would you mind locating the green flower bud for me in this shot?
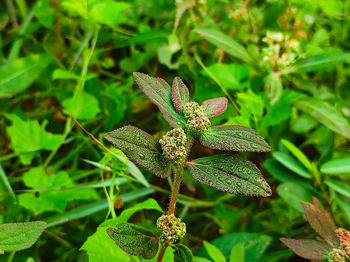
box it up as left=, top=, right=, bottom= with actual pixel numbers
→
left=183, top=102, right=210, bottom=135
left=157, top=214, right=186, bottom=244
left=159, top=128, right=187, bottom=166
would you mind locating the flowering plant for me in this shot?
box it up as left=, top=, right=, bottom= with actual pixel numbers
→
left=281, top=197, right=350, bottom=262
left=103, top=73, right=272, bottom=261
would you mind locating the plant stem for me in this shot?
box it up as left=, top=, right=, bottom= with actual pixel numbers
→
left=168, top=170, right=182, bottom=215
left=156, top=246, right=167, bottom=262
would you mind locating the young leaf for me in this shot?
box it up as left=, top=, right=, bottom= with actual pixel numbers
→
left=187, top=154, right=271, bottom=197
left=200, top=125, right=270, bottom=152
left=133, top=72, right=186, bottom=128
left=106, top=223, right=159, bottom=259
left=320, top=158, right=350, bottom=175
left=272, top=152, right=311, bottom=179
left=194, top=27, right=252, bottom=64
left=302, top=200, right=339, bottom=247
left=172, top=77, right=189, bottom=113
left=203, top=241, right=226, bottom=262
left=104, top=125, right=171, bottom=178
left=280, top=238, right=331, bottom=260
left=0, top=221, right=47, bottom=252
left=201, top=97, right=228, bottom=118
left=174, top=244, right=193, bottom=262
left=229, top=243, right=244, bottom=262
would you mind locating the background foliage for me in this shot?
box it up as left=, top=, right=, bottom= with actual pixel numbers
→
left=0, top=0, right=350, bottom=261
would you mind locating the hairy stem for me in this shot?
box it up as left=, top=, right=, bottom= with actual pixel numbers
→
left=156, top=246, right=167, bottom=262
left=168, top=170, right=182, bottom=215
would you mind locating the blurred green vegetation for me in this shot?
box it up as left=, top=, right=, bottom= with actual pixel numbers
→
left=0, top=0, right=350, bottom=261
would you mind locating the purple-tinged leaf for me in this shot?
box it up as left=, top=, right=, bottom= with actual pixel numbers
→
left=107, top=223, right=159, bottom=259
left=172, top=76, right=189, bottom=114
left=200, top=125, right=271, bottom=152
left=187, top=154, right=271, bottom=197
left=302, top=198, right=339, bottom=247
left=104, top=126, right=171, bottom=178
left=280, top=238, right=331, bottom=260
left=133, top=72, right=185, bottom=127
left=201, top=97, right=228, bottom=118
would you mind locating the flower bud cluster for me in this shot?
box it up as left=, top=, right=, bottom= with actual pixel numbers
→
left=183, top=102, right=210, bottom=135
left=157, top=214, right=186, bottom=244
left=336, top=228, right=350, bottom=256
left=159, top=128, right=187, bottom=166
left=328, top=248, right=349, bottom=262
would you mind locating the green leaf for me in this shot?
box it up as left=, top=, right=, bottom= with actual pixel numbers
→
left=296, top=98, right=350, bottom=139
left=89, top=1, right=130, bottom=27
left=229, top=243, right=244, bottom=262
left=236, top=90, right=264, bottom=118
left=104, top=125, right=171, bottom=178
left=201, top=97, right=228, bottom=119
left=320, top=158, right=350, bottom=175
left=204, top=241, right=226, bottom=262
left=63, top=90, right=101, bottom=120
left=172, top=76, right=189, bottom=113
left=0, top=221, right=47, bottom=252
left=264, top=159, right=307, bottom=184
left=174, top=244, right=193, bottom=262
left=272, top=152, right=311, bottom=179
left=117, top=199, right=163, bottom=223
left=33, top=0, right=56, bottom=28
left=6, top=114, right=64, bottom=164
left=187, top=154, right=271, bottom=197
left=0, top=163, right=15, bottom=200
left=286, top=53, right=350, bottom=73
left=202, top=63, right=250, bottom=90
left=200, top=126, right=271, bottom=152
left=265, top=73, right=283, bottom=105
left=280, top=238, right=331, bottom=260
left=133, top=72, right=186, bottom=128
left=194, top=27, right=252, bottom=64
left=18, top=167, right=99, bottom=215
left=281, top=139, right=312, bottom=171
left=277, top=182, right=313, bottom=212
left=107, top=223, right=159, bottom=259
left=198, top=233, right=272, bottom=262
left=325, top=179, right=350, bottom=198
left=0, top=53, right=53, bottom=97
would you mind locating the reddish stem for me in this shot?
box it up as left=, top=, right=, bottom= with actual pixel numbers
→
left=156, top=246, right=167, bottom=262
left=167, top=170, right=182, bottom=215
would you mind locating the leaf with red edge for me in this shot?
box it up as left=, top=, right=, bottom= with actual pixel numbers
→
left=302, top=198, right=339, bottom=247
left=107, top=223, right=159, bottom=259
left=200, top=125, right=271, bottom=152
left=172, top=76, right=189, bottom=114
left=104, top=125, right=171, bottom=178
left=133, top=72, right=185, bottom=128
left=201, top=97, right=228, bottom=118
left=187, top=154, right=272, bottom=197
left=280, top=238, right=331, bottom=260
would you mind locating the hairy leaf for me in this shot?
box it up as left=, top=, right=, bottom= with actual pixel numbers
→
left=106, top=223, right=159, bottom=259
left=200, top=125, right=270, bottom=152
left=133, top=72, right=185, bottom=127
left=201, top=97, right=228, bottom=118
left=0, top=221, right=47, bottom=252
left=174, top=244, right=193, bottom=262
left=302, top=199, right=339, bottom=247
left=104, top=125, right=171, bottom=178
left=172, top=76, right=189, bottom=113
left=187, top=154, right=271, bottom=197
left=280, top=238, right=331, bottom=260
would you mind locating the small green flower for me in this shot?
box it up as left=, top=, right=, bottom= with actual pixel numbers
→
left=183, top=102, right=211, bottom=135
left=159, top=128, right=187, bottom=166
left=157, top=214, right=186, bottom=244
left=328, top=248, right=349, bottom=262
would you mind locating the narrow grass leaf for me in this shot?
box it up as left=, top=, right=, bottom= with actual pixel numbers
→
left=281, top=139, right=312, bottom=171
left=200, top=125, right=270, bottom=152
left=272, top=152, right=311, bottom=179
left=188, top=154, right=271, bottom=197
